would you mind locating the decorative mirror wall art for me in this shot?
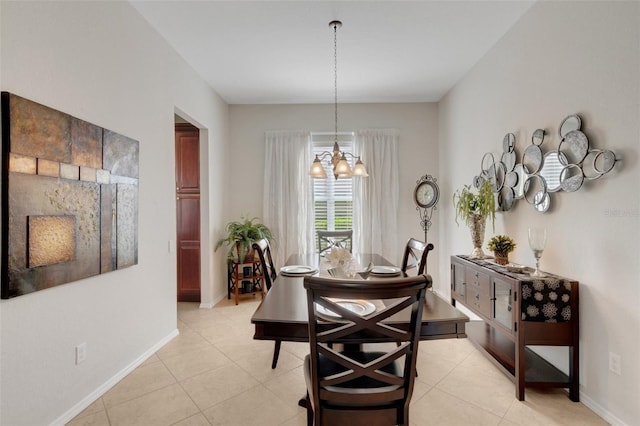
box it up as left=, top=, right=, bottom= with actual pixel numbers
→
left=1, top=92, right=139, bottom=298
left=472, top=114, right=619, bottom=213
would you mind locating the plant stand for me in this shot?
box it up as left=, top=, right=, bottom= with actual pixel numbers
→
left=227, top=258, right=264, bottom=305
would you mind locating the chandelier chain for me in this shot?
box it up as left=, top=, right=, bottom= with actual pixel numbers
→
left=333, top=21, right=338, bottom=142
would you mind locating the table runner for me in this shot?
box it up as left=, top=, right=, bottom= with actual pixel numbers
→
left=459, top=255, right=573, bottom=323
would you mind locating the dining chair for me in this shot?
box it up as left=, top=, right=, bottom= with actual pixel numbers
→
left=252, top=239, right=281, bottom=368
left=401, top=238, right=434, bottom=276
left=317, top=229, right=353, bottom=254
left=303, top=274, right=429, bottom=426
left=252, top=239, right=277, bottom=291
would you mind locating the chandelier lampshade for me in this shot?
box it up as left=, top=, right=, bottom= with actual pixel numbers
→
left=309, top=155, right=328, bottom=178
left=352, top=157, right=369, bottom=176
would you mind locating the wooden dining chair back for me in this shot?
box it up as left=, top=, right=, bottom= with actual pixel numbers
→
left=317, top=230, right=353, bottom=254
left=253, top=238, right=282, bottom=369
left=401, top=238, right=434, bottom=276
left=303, top=274, right=429, bottom=426
left=252, top=239, right=277, bottom=291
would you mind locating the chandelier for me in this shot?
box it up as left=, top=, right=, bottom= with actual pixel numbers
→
left=309, top=20, right=368, bottom=180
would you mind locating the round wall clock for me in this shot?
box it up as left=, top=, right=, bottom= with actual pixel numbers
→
left=414, top=179, right=439, bottom=209
left=414, top=174, right=439, bottom=242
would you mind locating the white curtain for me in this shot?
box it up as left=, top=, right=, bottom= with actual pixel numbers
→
left=353, top=129, right=399, bottom=262
left=263, top=130, right=315, bottom=266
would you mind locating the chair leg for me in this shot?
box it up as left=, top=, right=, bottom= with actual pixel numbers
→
left=401, top=405, right=410, bottom=426
left=305, top=395, right=313, bottom=426
left=297, top=397, right=307, bottom=408
left=271, top=340, right=282, bottom=369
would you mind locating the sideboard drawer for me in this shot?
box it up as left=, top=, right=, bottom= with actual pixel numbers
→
left=465, top=267, right=491, bottom=317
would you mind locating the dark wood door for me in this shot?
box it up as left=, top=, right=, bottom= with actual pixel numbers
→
left=175, top=123, right=201, bottom=302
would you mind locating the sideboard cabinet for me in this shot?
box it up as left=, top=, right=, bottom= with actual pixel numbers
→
left=450, top=255, right=579, bottom=401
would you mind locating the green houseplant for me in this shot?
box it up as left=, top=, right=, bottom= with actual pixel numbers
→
left=214, top=216, right=273, bottom=261
left=487, top=235, right=516, bottom=265
left=453, top=180, right=496, bottom=258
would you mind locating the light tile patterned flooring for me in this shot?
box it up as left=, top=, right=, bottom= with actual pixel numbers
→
left=68, top=297, right=607, bottom=426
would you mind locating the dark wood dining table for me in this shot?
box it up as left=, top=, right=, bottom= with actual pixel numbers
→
left=251, top=253, right=469, bottom=346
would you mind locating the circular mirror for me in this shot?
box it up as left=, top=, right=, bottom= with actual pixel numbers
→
left=558, top=130, right=589, bottom=165
left=503, top=133, right=515, bottom=153
left=484, top=161, right=506, bottom=192
left=534, top=191, right=550, bottom=213
left=539, top=151, right=568, bottom=192
left=505, top=170, right=518, bottom=188
left=532, top=129, right=545, bottom=146
left=512, top=164, right=529, bottom=199
left=473, top=175, right=484, bottom=189
left=595, top=149, right=616, bottom=174
left=498, top=186, right=514, bottom=211
left=582, top=150, right=604, bottom=180
left=559, top=164, right=584, bottom=192
left=559, top=114, right=582, bottom=138
left=524, top=174, right=547, bottom=206
left=481, top=152, right=496, bottom=173
left=522, top=144, right=543, bottom=174
left=501, top=151, right=516, bottom=172
left=480, top=153, right=502, bottom=191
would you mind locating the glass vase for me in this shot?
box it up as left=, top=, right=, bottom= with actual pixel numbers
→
left=468, top=214, right=487, bottom=259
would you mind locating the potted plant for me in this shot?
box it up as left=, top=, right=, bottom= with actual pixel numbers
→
left=487, top=235, right=516, bottom=265
left=453, top=180, right=496, bottom=258
left=214, top=216, right=273, bottom=261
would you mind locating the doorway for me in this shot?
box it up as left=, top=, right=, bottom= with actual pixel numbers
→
left=175, top=121, right=201, bottom=302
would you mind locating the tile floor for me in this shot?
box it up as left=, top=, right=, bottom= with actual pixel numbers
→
left=68, top=297, right=607, bottom=426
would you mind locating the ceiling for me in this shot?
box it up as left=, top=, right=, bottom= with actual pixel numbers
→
left=131, top=1, right=534, bottom=105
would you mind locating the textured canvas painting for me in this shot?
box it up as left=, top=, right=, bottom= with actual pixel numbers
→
left=1, top=92, right=139, bottom=298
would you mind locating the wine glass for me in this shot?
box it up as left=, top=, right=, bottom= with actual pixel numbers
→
left=528, top=227, right=547, bottom=277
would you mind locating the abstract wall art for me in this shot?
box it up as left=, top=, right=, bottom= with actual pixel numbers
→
left=1, top=92, right=139, bottom=298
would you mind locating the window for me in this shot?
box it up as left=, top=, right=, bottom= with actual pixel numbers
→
left=312, top=132, right=355, bottom=238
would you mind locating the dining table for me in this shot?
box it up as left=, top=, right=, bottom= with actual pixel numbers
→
left=251, top=253, right=469, bottom=348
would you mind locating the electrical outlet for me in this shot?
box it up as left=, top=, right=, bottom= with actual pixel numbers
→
left=76, top=343, right=87, bottom=365
left=609, top=352, right=621, bottom=375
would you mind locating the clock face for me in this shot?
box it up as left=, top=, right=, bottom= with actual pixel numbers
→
left=414, top=181, right=439, bottom=208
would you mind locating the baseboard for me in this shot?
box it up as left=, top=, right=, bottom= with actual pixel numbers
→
left=50, top=328, right=180, bottom=426
left=202, top=292, right=226, bottom=309
left=580, top=391, right=628, bottom=426
left=199, top=290, right=227, bottom=309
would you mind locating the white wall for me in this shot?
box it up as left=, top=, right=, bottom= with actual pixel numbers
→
left=0, top=2, right=228, bottom=424
left=2, top=0, right=636, bottom=424
left=438, top=1, right=639, bottom=424
left=228, top=103, right=440, bottom=274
